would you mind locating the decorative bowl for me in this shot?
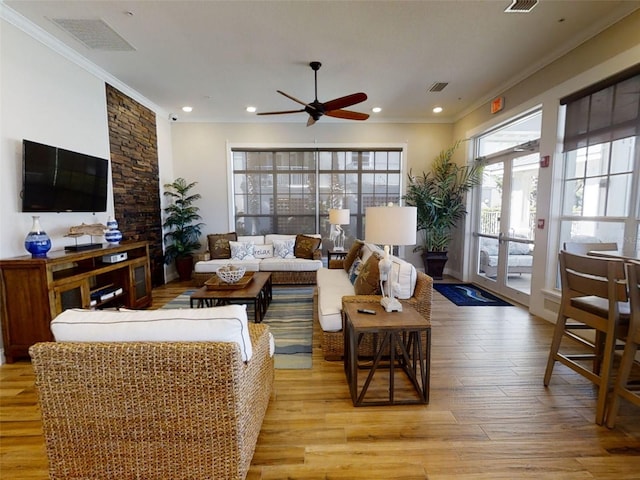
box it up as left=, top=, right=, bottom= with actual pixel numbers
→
left=216, top=265, right=246, bottom=284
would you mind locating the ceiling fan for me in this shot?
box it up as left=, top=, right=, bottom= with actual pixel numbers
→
left=257, top=61, right=369, bottom=126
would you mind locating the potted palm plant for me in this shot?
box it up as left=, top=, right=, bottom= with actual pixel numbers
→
left=404, top=141, right=483, bottom=279
left=163, top=177, right=205, bottom=281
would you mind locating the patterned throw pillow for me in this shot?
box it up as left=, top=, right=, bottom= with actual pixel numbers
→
left=207, top=232, right=237, bottom=259
left=272, top=239, right=295, bottom=259
left=229, top=241, right=256, bottom=260
left=294, top=234, right=321, bottom=259
left=343, top=240, right=364, bottom=272
left=253, top=244, right=274, bottom=259
left=353, top=252, right=382, bottom=295
left=348, top=258, right=363, bottom=285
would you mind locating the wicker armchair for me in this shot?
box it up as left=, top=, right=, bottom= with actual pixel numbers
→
left=29, top=323, right=274, bottom=480
left=315, top=268, right=433, bottom=360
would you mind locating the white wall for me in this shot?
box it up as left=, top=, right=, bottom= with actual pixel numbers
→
left=0, top=20, right=113, bottom=257
left=0, top=17, right=174, bottom=363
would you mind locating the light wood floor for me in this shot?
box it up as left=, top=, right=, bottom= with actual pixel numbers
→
left=2, top=280, right=640, bottom=479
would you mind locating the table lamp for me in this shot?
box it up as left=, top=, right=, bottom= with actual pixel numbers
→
left=329, top=208, right=350, bottom=251
left=365, top=204, right=417, bottom=312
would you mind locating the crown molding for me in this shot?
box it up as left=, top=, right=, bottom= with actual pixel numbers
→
left=1, top=2, right=167, bottom=118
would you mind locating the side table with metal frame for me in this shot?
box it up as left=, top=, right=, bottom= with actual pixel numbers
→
left=343, top=302, right=431, bottom=407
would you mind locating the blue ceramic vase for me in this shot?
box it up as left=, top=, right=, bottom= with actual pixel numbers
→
left=105, top=217, right=123, bottom=244
left=24, top=216, right=52, bottom=258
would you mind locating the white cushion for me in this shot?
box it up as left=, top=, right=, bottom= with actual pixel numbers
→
left=316, top=267, right=355, bottom=332
left=272, top=239, right=296, bottom=258
left=361, top=244, right=415, bottom=299
left=237, top=235, right=265, bottom=244
left=194, top=258, right=261, bottom=273
left=51, top=305, right=254, bottom=361
left=259, top=257, right=323, bottom=272
left=361, top=243, right=383, bottom=263
left=230, top=241, right=256, bottom=260
left=264, top=234, right=297, bottom=245
left=253, top=244, right=274, bottom=259
left=388, top=254, right=417, bottom=299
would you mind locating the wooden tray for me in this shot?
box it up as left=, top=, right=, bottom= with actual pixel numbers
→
left=205, top=272, right=254, bottom=290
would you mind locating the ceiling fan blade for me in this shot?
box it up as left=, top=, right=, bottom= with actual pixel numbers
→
left=325, top=109, right=369, bottom=121
left=306, top=115, right=317, bottom=127
left=257, top=108, right=306, bottom=116
left=277, top=90, right=314, bottom=109
left=323, top=92, right=367, bottom=112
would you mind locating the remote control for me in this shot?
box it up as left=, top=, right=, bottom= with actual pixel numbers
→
left=357, top=308, right=376, bottom=315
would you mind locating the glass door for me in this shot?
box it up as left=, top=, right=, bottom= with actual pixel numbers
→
left=473, top=150, right=539, bottom=305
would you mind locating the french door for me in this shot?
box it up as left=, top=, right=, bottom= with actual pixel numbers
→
left=471, top=144, right=540, bottom=306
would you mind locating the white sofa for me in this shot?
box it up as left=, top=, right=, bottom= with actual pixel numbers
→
left=314, top=241, right=433, bottom=360
left=30, top=305, right=275, bottom=480
left=193, top=233, right=323, bottom=286
left=479, top=237, right=533, bottom=277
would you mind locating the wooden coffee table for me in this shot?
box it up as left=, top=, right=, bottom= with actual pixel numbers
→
left=189, top=272, right=272, bottom=323
left=343, top=302, right=431, bottom=406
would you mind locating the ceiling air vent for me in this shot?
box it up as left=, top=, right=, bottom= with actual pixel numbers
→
left=50, top=18, right=135, bottom=51
left=504, top=0, right=538, bottom=13
left=428, top=82, right=448, bottom=93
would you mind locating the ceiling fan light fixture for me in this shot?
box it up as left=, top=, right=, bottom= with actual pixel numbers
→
left=258, top=62, right=368, bottom=125
left=433, top=106, right=443, bottom=113
left=246, top=106, right=257, bottom=113
left=372, top=107, right=382, bottom=113
left=182, top=106, right=193, bottom=113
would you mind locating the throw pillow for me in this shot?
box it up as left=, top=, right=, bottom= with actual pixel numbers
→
left=253, top=244, right=274, bottom=259
left=343, top=239, right=364, bottom=272
left=207, top=232, right=237, bottom=259
left=273, top=239, right=296, bottom=259
left=294, top=234, right=321, bottom=259
left=354, top=252, right=382, bottom=295
left=348, top=258, right=363, bottom=285
left=229, top=241, right=256, bottom=260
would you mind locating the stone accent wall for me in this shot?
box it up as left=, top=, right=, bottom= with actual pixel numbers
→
left=105, top=84, right=164, bottom=287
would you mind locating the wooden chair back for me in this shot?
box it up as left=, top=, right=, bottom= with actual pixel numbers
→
left=563, top=241, right=618, bottom=256
left=545, top=250, right=628, bottom=424
left=627, top=260, right=640, bottom=343
left=560, top=251, right=628, bottom=311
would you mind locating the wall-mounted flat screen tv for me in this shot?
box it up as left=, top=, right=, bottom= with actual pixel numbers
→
left=22, top=140, right=108, bottom=213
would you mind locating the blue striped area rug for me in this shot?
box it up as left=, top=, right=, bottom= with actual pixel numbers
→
left=161, top=286, right=313, bottom=369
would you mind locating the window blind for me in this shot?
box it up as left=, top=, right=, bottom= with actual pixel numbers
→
left=561, top=66, right=640, bottom=152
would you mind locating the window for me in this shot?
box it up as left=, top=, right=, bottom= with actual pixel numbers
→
left=231, top=148, right=403, bottom=248
left=558, top=67, right=640, bottom=254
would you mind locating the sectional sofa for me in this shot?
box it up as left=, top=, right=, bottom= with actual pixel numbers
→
left=193, top=233, right=323, bottom=286
left=314, top=240, right=433, bottom=360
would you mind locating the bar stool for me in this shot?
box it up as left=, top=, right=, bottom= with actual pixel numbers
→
left=606, top=260, right=640, bottom=428
left=544, top=250, right=629, bottom=425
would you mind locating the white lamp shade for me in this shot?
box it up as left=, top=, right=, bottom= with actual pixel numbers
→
left=329, top=208, right=350, bottom=225
left=365, top=206, right=417, bottom=246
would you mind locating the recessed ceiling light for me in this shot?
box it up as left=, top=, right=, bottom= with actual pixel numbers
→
left=246, top=106, right=257, bottom=113
left=372, top=107, right=382, bottom=113
left=433, top=106, right=443, bottom=113
left=182, top=106, right=193, bottom=113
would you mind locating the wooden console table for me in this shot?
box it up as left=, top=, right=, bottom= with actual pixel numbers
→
left=343, top=302, right=431, bottom=406
left=0, top=241, right=152, bottom=362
